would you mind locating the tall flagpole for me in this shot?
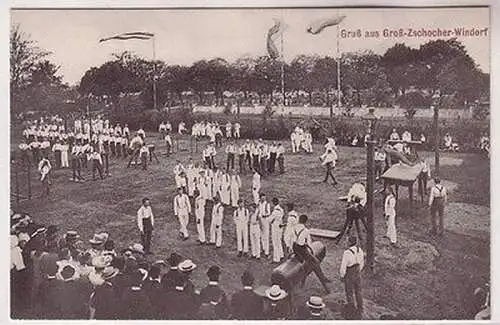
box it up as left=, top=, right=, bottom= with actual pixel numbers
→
left=152, top=35, right=158, bottom=110
left=280, top=20, right=285, bottom=106
left=336, top=23, right=341, bottom=112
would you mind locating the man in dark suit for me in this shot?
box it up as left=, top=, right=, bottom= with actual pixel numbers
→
left=119, top=269, right=152, bottom=319
left=162, top=273, right=199, bottom=319
left=142, top=263, right=163, bottom=318
left=54, top=264, right=93, bottom=319
left=197, top=265, right=229, bottom=319
left=230, top=271, right=264, bottom=319
left=161, top=252, right=183, bottom=291
left=37, top=261, right=61, bottom=319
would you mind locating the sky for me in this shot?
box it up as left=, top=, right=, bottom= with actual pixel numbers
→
left=10, top=7, right=490, bottom=85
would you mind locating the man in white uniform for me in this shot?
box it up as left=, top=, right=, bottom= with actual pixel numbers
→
left=249, top=203, right=261, bottom=259
left=384, top=186, right=397, bottom=246
left=258, top=193, right=272, bottom=258
left=194, top=189, right=206, bottom=245
left=233, top=199, right=249, bottom=257
left=252, top=169, right=261, bottom=205
left=283, top=203, right=298, bottom=254
left=173, top=187, right=192, bottom=240
left=210, top=197, right=224, bottom=248
left=230, top=170, right=242, bottom=208
left=269, top=198, right=285, bottom=263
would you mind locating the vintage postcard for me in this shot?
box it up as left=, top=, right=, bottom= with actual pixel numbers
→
left=9, top=4, right=490, bottom=321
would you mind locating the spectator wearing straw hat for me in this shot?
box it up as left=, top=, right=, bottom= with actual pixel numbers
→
left=90, top=266, right=120, bottom=319
left=230, top=270, right=263, bottom=320
left=298, top=296, right=327, bottom=320
left=178, top=259, right=198, bottom=299
left=198, top=265, right=229, bottom=319
left=263, top=284, right=289, bottom=320
left=87, top=233, right=107, bottom=258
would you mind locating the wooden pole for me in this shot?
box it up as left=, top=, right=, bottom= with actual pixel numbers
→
left=433, top=102, right=440, bottom=176
left=366, top=138, right=376, bottom=270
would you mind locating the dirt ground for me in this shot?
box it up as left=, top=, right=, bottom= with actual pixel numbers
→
left=11, top=133, right=490, bottom=320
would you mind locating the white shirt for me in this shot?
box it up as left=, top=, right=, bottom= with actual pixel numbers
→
left=174, top=194, right=191, bottom=215
left=269, top=205, right=284, bottom=228
left=233, top=207, right=249, bottom=225
left=293, top=223, right=311, bottom=246
left=174, top=164, right=185, bottom=176
left=348, top=183, right=367, bottom=206
left=252, top=172, right=261, bottom=189
left=211, top=203, right=224, bottom=225
left=340, top=246, right=365, bottom=278
left=375, top=151, right=386, bottom=162
left=321, top=151, right=338, bottom=166
left=195, top=196, right=206, bottom=213
left=258, top=201, right=271, bottom=217
left=137, top=206, right=154, bottom=232
left=429, top=184, right=447, bottom=206
left=384, top=194, right=396, bottom=217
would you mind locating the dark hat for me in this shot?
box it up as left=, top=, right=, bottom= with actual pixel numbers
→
left=241, top=270, right=254, bottom=285
left=207, top=265, right=221, bottom=279
left=348, top=235, right=358, bottom=246
left=46, top=225, right=59, bottom=236
left=129, top=269, right=145, bottom=286
left=46, top=261, right=59, bottom=277
left=60, top=264, right=77, bottom=281
left=64, top=230, right=80, bottom=241
left=167, top=252, right=182, bottom=266
left=102, top=266, right=120, bottom=280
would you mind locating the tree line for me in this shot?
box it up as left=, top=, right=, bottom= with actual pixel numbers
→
left=11, top=24, right=489, bottom=118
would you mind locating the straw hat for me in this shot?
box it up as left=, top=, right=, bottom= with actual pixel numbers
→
left=306, top=296, right=325, bottom=309
left=265, top=285, right=288, bottom=301
left=179, top=259, right=197, bottom=273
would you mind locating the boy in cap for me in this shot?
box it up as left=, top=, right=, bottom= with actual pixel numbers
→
left=230, top=270, right=263, bottom=319
left=428, top=177, right=447, bottom=235
left=137, top=197, right=155, bottom=254
left=340, top=235, right=365, bottom=318
left=198, top=265, right=229, bottom=319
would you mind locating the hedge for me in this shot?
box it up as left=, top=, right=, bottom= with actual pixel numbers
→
left=110, top=107, right=489, bottom=153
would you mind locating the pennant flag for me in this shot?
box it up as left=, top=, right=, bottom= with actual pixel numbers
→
left=307, top=15, right=346, bottom=35
left=266, top=19, right=284, bottom=60
left=99, top=31, right=154, bottom=43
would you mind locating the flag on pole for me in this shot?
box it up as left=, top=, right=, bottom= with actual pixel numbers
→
left=266, top=19, right=285, bottom=59
left=306, top=15, right=346, bottom=35
left=99, top=31, right=154, bottom=43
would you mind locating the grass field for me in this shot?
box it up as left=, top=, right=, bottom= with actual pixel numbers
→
left=11, top=133, right=490, bottom=320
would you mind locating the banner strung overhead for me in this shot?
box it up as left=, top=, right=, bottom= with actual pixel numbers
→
left=266, top=19, right=284, bottom=59
left=99, top=31, right=154, bottom=43
left=306, top=15, right=346, bottom=35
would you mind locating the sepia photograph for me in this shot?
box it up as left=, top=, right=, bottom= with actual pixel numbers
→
left=9, top=4, right=491, bottom=321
